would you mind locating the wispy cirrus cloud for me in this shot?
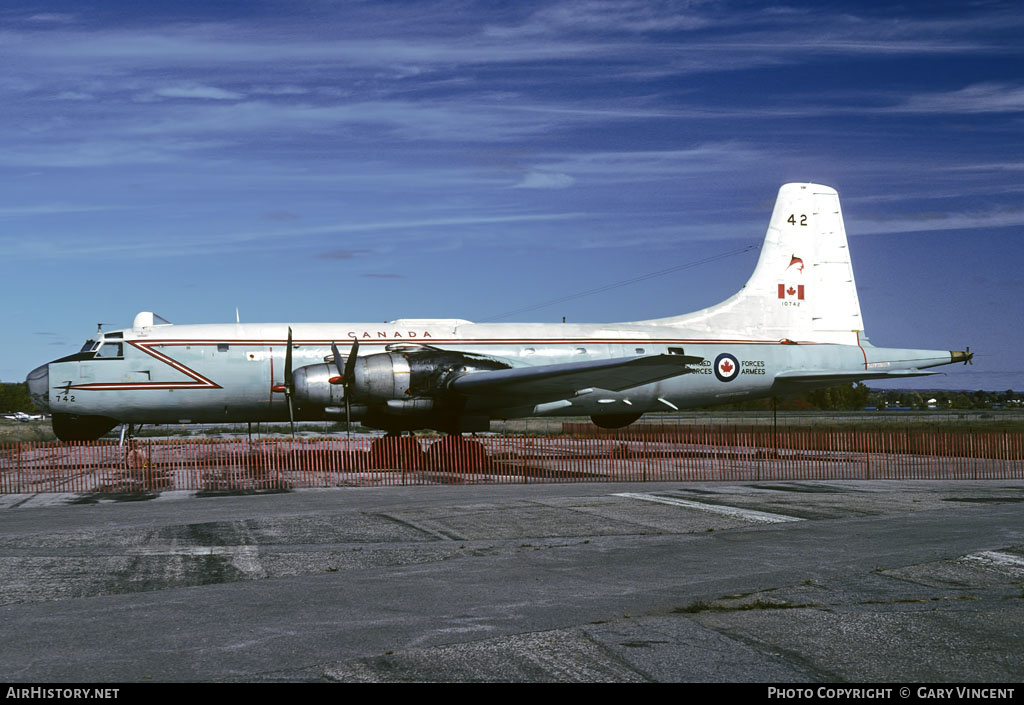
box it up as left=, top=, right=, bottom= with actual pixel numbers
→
left=24, top=12, right=77, bottom=24
left=515, top=143, right=769, bottom=185
left=852, top=206, right=1024, bottom=236
left=1, top=211, right=591, bottom=261
left=514, top=172, right=576, bottom=189
left=150, top=84, right=245, bottom=101
left=484, top=0, right=715, bottom=37
left=892, top=82, right=1024, bottom=114
left=0, top=203, right=128, bottom=217
left=317, top=249, right=373, bottom=260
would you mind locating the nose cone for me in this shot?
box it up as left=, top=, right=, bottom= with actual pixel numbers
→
left=26, top=364, right=50, bottom=413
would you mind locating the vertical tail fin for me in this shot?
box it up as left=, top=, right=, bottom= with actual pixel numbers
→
left=644, top=183, right=864, bottom=344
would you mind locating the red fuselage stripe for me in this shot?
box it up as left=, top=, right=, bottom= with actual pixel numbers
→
left=68, top=341, right=222, bottom=391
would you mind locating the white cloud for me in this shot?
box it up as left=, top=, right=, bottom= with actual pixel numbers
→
left=1, top=212, right=591, bottom=261
left=26, top=13, right=76, bottom=23
left=519, top=144, right=767, bottom=183
left=152, top=84, right=245, bottom=101
left=0, top=204, right=125, bottom=218
left=53, top=90, right=94, bottom=101
left=485, top=0, right=714, bottom=38
left=515, top=172, right=576, bottom=189
left=852, top=207, right=1024, bottom=236
left=894, top=83, right=1024, bottom=114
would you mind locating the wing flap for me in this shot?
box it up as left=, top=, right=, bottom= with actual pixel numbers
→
left=451, top=354, right=702, bottom=404
left=775, top=369, right=940, bottom=387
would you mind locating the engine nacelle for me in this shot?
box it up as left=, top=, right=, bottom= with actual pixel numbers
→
left=354, top=351, right=414, bottom=400
left=292, top=363, right=346, bottom=406
left=292, top=347, right=512, bottom=411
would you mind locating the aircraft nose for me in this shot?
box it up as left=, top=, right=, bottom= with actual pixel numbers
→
left=26, top=364, right=50, bottom=413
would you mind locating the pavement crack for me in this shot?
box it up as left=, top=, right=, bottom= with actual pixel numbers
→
left=372, top=512, right=467, bottom=541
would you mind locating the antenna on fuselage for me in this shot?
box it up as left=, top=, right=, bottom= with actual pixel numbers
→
left=236, top=307, right=240, bottom=324
left=96, top=323, right=113, bottom=335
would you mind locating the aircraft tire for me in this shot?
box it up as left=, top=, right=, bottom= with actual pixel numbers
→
left=426, top=435, right=487, bottom=473
left=590, top=413, right=642, bottom=429
left=369, top=436, right=423, bottom=470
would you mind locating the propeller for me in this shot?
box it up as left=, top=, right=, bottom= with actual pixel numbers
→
left=950, top=347, right=974, bottom=366
left=284, top=327, right=296, bottom=437
left=331, top=338, right=359, bottom=440
left=270, top=329, right=297, bottom=436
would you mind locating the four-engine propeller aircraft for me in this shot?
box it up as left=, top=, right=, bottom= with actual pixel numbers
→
left=27, top=183, right=972, bottom=443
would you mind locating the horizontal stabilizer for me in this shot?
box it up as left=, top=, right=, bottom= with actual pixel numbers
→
left=452, top=354, right=702, bottom=404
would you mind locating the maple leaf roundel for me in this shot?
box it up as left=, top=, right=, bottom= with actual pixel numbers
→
left=714, top=353, right=740, bottom=383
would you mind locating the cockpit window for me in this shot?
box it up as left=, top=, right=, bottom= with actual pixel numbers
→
left=94, top=342, right=123, bottom=359
left=80, top=339, right=97, bottom=353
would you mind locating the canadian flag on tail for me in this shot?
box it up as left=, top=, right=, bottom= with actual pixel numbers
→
left=778, top=283, right=805, bottom=300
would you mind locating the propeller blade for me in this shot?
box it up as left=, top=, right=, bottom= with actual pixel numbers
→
left=331, top=339, right=359, bottom=442
left=330, top=339, right=360, bottom=392
left=285, top=327, right=295, bottom=437
left=284, top=327, right=294, bottom=392
left=331, top=341, right=345, bottom=378
left=344, top=338, right=359, bottom=385
left=287, top=395, right=295, bottom=437
left=345, top=394, right=352, bottom=443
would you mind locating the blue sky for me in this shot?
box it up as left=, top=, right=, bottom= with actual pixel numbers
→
left=2, top=0, right=1022, bottom=392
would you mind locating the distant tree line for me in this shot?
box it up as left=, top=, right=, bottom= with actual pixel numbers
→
left=0, top=382, right=34, bottom=413
left=869, top=387, right=1020, bottom=411
left=707, top=383, right=1020, bottom=412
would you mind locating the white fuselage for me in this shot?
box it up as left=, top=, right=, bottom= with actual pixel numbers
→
left=39, top=318, right=944, bottom=425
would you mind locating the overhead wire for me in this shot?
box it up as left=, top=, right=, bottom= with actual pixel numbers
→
left=480, top=242, right=760, bottom=322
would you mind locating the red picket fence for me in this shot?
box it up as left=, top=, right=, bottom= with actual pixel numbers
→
left=1, top=428, right=1023, bottom=494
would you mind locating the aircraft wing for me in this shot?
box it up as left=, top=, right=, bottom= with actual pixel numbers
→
left=451, top=354, right=703, bottom=404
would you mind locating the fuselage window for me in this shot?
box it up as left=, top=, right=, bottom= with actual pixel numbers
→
left=667, top=347, right=685, bottom=355
left=217, top=344, right=230, bottom=353
left=635, top=347, right=645, bottom=354
left=94, top=342, right=123, bottom=359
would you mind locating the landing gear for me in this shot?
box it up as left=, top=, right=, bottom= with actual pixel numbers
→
left=426, top=434, right=487, bottom=472
left=119, top=422, right=138, bottom=446
left=115, top=423, right=170, bottom=491
left=369, top=433, right=424, bottom=469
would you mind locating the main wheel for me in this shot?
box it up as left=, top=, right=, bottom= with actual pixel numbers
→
left=369, top=436, right=424, bottom=470
left=426, top=435, right=487, bottom=472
